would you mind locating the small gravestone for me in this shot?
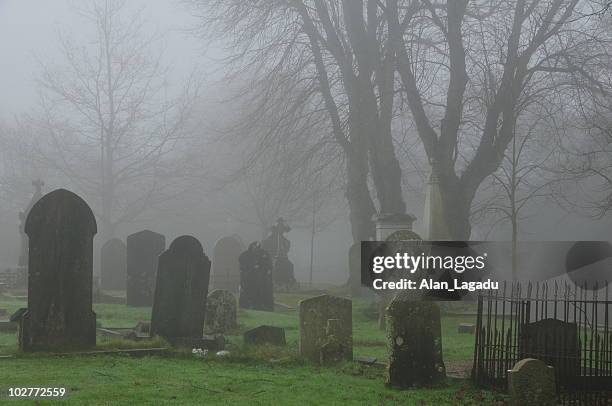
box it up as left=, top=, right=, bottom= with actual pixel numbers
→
left=16, top=189, right=97, bottom=351
left=212, top=236, right=244, bottom=292
left=204, top=290, right=237, bottom=334
left=244, top=325, right=286, bottom=346
left=508, top=358, right=556, bottom=406
left=298, top=294, right=352, bottom=363
left=101, top=238, right=127, bottom=291
left=519, top=318, right=580, bottom=385
left=458, top=323, right=476, bottom=334
left=386, top=299, right=446, bottom=387
left=126, top=230, right=165, bottom=307
left=150, top=235, right=211, bottom=344
left=239, top=242, right=274, bottom=311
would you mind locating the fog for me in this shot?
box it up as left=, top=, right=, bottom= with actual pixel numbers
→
left=1, top=0, right=611, bottom=287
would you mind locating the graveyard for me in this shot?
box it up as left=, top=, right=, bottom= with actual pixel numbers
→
left=2, top=1, right=612, bottom=405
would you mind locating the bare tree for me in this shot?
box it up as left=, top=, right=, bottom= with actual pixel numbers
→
left=27, top=0, right=198, bottom=241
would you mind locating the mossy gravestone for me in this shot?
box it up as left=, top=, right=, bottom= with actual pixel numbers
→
left=204, top=289, right=237, bottom=334
left=244, top=325, right=286, bottom=346
left=18, top=189, right=97, bottom=352
left=239, top=242, right=274, bottom=311
left=386, top=299, right=445, bottom=387
left=212, top=235, right=244, bottom=292
left=126, top=230, right=165, bottom=306
left=508, top=358, right=556, bottom=406
left=150, top=236, right=211, bottom=343
left=298, top=294, right=352, bottom=363
left=100, top=238, right=127, bottom=290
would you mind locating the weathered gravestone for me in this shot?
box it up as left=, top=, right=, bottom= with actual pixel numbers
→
left=126, top=230, right=165, bottom=307
left=519, top=318, right=580, bottom=385
left=100, top=238, right=127, bottom=291
left=298, top=294, right=352, bottom=363
left=244, top=325, right=286, bottom=346
left=204, top=289, right=237, bottom=334
left=16, top=189, right=97, bottom=351
left=508, top=358, right=556, bottom=406
left=239, top=242, right=274, bottom=311
left=319, top=318, right=351, bottom=365
left=150, top=235, right=211, bottom=344
left=386, top=299, right=446, bottom=387
left=212, top=236, right=244, bottom=292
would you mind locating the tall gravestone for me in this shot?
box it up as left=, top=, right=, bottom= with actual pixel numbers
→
left=212, top=236, right=244, bottom=292
left=126, top=230, right=165, bottom=307
left=100, top=238, right=127, bottom=290
left=239, top=242, right=274, bottom=311
left=17, top=189, right=97, bottom=351
left=386, top=298, right=446, bottom=387
left=298, top=294, right=352, bottom=363
left=150, top=235, right=211, bottom=343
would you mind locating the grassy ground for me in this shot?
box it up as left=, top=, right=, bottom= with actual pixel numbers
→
left=0, top=291, right=504, bottom=405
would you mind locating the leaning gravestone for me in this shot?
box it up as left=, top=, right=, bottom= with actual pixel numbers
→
left=386, top=298, right=446, bottom=387
left=204, top=290, right=237, bottom=334
left=298, top=294, right=352, bottom=363
left=239, top=242, right=274, bottom=311
left=150, top=235, right=211, bottom=344
left=16, top=189, right=97, bottom=351
left=101, top=238, right=127, bottom=291
left=508, top=358, right=556, bottom=406
left=126, top=230, right=165, bottom=306
left=212, top=236, right=244, bottom=292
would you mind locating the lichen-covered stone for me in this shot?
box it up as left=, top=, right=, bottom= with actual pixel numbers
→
left=18, top=189, right=97, bottom=352
left=508, top=358, right=556, bottom=406
left=204, top=290, right=237, bottom=334
left=298, top=295, right=352, bottom=363
left=319, top=318, right=350, bottom=365
left=126, top=230, right=165, bottom=307
left=386, top=299, right=445, bottom=387
left=150, top=235, right=211, bottom=343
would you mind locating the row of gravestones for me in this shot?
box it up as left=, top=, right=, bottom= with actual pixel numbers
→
left=12, top=189, right=274, bottom=351
left=14, top=188, right=447, bottom=390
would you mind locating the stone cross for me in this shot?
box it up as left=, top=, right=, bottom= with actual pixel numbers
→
left=17, top=189, right=97, bottom=351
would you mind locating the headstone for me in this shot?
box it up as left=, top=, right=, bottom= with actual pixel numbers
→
left=298, top=294, right=352, bottom=363
left=243, top=325, right=286, bottom=346
left=150, top=235, right=211, bottom=344
left=239, top=242, right=274, bottom=311
left=519, top=318, right=580, bottom=384
left=386, top=299, right=446, bottom=387
left=100, top=238, right=127, bottom=291
left=212, top=236, right=244, bottom=292
left=126, top=230, right=165, bottom=306
left=261, top=218, right=297, bottom=289
left=16, top=189, right=97, bottom=351
left=508, top=358, right=556, bottom=406
left=204, top=289, right=237, bottom=334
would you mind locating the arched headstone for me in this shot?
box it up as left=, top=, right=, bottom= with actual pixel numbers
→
left=18, top=189, right=97, bottom=351
left=150, top=235, right=211, bottom=343
left=212, top=235, right=244, bottom=292
left=100, top=238, right=127, bottom=290
left=204, top=289, right=237, bottom=334
left=126, top=230, right=165, bottom=306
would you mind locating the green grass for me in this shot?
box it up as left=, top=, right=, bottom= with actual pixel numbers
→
left=0, top=292, right=498, bottom=404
